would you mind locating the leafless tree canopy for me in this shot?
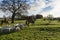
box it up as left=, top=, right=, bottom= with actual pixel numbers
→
left=0, top=0, right=30, bottom=23
left=1, top=0, right=29, bottom=13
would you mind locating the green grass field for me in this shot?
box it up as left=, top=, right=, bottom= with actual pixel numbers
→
left=0, top=19, right=60, bottom=40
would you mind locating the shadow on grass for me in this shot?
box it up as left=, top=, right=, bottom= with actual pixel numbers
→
left=0, top=27, right=25, bottom=36
left=0, top=30, right=21, bottom=36
left=29, top=27, right=60, bottom=32
left=40, top=27, right=60, bottom=32
left=0, top=27, right=60, bottom=36
left=34, top=23, right=60, bottom=26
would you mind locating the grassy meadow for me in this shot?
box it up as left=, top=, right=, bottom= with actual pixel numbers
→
left=0, top=19, right=60, bottom=40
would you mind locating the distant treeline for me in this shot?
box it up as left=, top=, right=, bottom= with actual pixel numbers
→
left=0, top=15, right=60, bottom=21
left=15, top=14, right=43, bottom=20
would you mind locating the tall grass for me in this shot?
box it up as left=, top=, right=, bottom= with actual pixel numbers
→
left=0, top=19, right=60, bottom=40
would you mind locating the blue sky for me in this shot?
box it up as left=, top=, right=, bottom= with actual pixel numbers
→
left=0, top=0, right=60, bottom=17
left=27, top=0, right=60, bottom=17
left=27, top=0, right=54, bottom=16
left=0, top=0, right=2, bottom=2
left=0, top=0, right=1, bottom=2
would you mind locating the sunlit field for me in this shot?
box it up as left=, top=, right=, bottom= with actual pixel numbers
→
left=0, top=19, right=60, bottom=40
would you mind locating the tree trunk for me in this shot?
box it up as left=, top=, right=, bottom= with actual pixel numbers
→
left=11, top=13, right=15, bottom=23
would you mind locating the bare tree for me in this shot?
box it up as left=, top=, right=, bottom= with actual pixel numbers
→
left=47, top=14, right=53, bottom=24
left=0, top=0, right=30, bottom=23
left=47, top=14, right=53, bottom=20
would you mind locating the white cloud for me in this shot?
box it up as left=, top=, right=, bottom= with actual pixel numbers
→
left=28, top=0, right=46, bottom=15
left=0, top=10, right=12, bottom=18
left=28, top=0, right=54, bottom=16
left=0, top=10, right=4, bottom=18
left=0, top=0, right=60, bottom=18
left=28, top=0, right=60, bottom=17
left=41, top=0, right=60, bottom=17
left=50, top=0, right=60, bottom=17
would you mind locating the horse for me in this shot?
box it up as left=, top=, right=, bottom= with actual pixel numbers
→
left=26, top=16, right=36, bottom=26
left=1, top=17, right=9, bottom=25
